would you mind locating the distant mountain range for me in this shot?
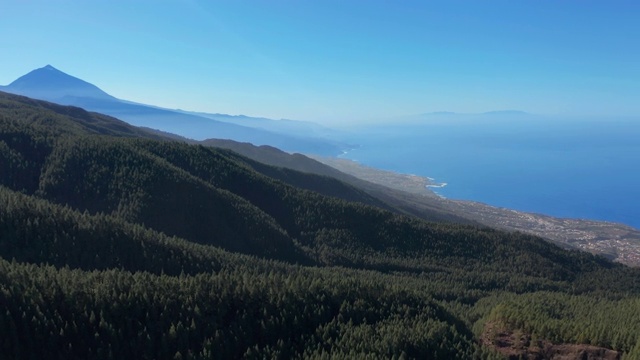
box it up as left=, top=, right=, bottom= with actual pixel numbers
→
left=0, top=65, right=351, bottom=155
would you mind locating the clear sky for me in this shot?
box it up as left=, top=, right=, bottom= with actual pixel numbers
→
left=1, top=1, right=638, bottom=124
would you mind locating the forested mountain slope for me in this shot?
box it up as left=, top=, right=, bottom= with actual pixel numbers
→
left=202, top=138, right=472, bottom=224
left=1, top=92, right=640, bottom=359
left=207, top=136, right=640, bottom=267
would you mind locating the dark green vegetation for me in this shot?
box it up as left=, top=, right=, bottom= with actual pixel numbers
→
left=1, top=91, right=639, bottom=359
left=202, top=138, right=473, bottom=225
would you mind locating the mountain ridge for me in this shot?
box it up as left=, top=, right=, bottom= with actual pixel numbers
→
left=1, top=66, right=351, bottom=155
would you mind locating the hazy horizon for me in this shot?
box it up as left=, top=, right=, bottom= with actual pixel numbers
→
left=1, top=1, right=639, bottom=125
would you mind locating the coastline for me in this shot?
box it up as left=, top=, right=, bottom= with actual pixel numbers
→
left=308, top=155, right=441, bottom=198
left=309, top=153, right=640, bottom=267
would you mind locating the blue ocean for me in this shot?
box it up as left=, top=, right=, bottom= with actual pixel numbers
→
left=341, top=116, right=640, bottom=229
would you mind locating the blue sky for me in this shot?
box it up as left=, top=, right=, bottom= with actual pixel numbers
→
left=1, top=1, right=638, bottom=124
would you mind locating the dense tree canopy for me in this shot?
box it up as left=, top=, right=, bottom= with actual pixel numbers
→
left=1, top=91, right=639, bottom=359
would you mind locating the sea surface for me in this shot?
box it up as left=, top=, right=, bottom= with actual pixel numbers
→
left=341, top=116, right=640, bottom=229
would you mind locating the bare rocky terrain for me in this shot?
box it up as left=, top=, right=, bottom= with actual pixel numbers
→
left=311, top=156, right=640, bottom=267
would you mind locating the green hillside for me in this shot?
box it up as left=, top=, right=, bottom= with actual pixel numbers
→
left=1, top=91, right=639, bottom=359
